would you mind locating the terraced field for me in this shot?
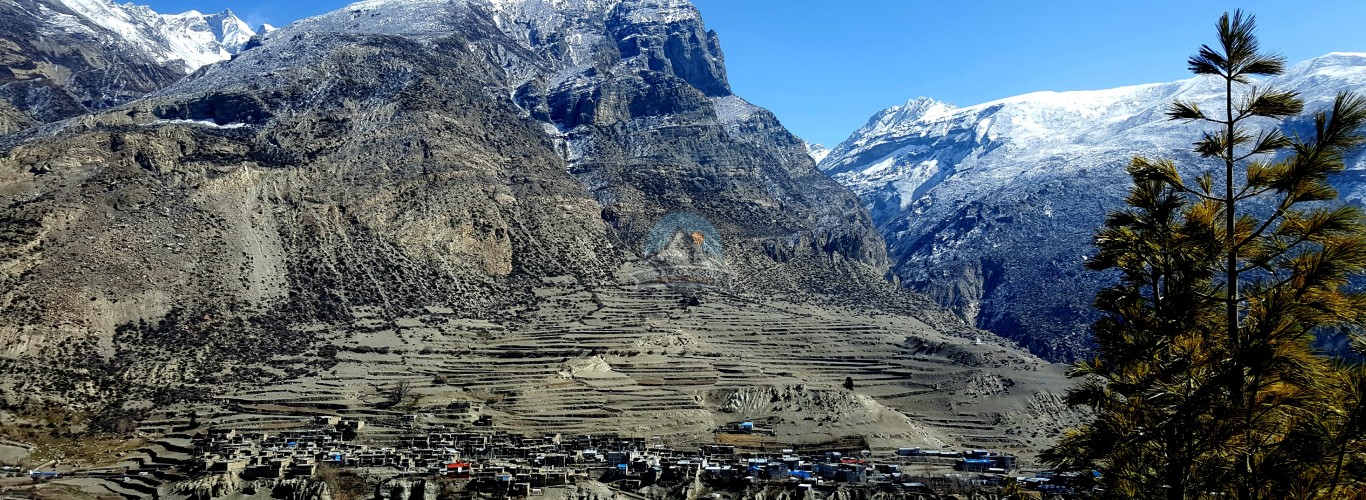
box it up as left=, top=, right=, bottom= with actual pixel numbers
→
left=191, top=262, right=1081, bottom=457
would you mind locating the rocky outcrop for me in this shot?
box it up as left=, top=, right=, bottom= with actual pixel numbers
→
left=0, top=78, right=89, bottom=125
left=743, top=485, right=932, bottom=500
left=375, top=478, right=440, bottom=499
left=607, top=0, right=729, bottom=97
left=172, top=476, right=332, bottom=500
left=0, top=98, right=36, bottom=135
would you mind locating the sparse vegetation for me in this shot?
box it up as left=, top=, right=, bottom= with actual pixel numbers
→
left=0, top=403, right=147, bottom=468
left=386, top=380, right=414, bottom=410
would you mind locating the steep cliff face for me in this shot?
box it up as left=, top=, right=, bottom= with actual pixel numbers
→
left=531, top=0, right=887, bottom=279
left=821, top=53, right=1366, bottom=361
left=0, top=0, right=892, bottom=402
left=606, top=0, right=729, bottom=97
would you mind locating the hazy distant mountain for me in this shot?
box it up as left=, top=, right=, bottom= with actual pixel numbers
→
left=820, top=52, right=1366, bottom=361
left=804, top=141, right=831, bottom=164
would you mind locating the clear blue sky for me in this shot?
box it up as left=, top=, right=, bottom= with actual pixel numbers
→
left=142, top=0, right=1365, bottom=147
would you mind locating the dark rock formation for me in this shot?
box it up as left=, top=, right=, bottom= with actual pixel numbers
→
left=607, top=0, right=730, bottom=97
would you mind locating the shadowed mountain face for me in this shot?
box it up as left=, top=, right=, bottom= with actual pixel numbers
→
left=820, top=53, right=1366, bottom=362
left=0, top=0, right=894, bottom=404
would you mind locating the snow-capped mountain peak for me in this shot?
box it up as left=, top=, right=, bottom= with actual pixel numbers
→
left=55, top=0, right=256, bottom=72
left=891, top=96, right=956, bottom=121
left=826, top=97, right=958, bottom=165
left=869, top=97, right=957, bottom=129
left=804, top=142, right=831, bottom=164
left=203, top=9, right=257, bottom=53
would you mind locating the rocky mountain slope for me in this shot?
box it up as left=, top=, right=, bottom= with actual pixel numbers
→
left=0, top=0, right=939, bottom=409
left=819, top=52, right=1366, bottom=361
left=0, top=0, right=254, bottom=130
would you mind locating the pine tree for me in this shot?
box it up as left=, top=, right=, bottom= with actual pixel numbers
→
left=1046, top=10, right=1366, bottom=498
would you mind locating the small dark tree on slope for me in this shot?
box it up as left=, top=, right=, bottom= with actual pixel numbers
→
left=386, top=380, right=413, bottom=410
left=1044, top=10, right=1366, bottom=499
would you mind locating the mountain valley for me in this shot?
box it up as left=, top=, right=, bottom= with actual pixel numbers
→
left=0, top=1, right=1083, bottom=497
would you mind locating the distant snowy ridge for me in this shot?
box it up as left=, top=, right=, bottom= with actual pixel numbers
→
left=821, top=53, right=1366, bottom=211
left=54, top=0, right=256, bottom=72
left=220, top=0, right=722, bottom=101
left=202, top=10, right=257, bottom=53
left=818, top=52, right=1366, bottom=361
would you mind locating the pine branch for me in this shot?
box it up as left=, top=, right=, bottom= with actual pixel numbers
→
left=1169, top=101, right=1211, bottom=122
left=1242, top=87, right=1303, bottom=119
